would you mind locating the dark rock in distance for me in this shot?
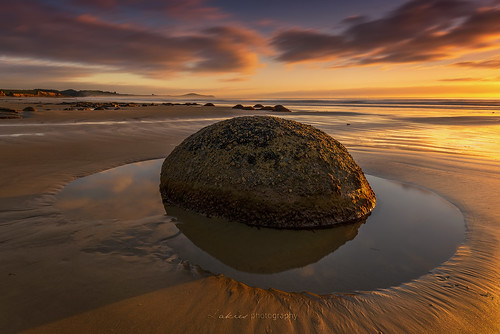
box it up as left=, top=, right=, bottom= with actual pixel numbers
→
left=0, top=107, right=21, bottom=119
left=204, top=103, right=215, bottom=107
left=160, top=116, right=376, bottom=229
left=23, top=106, right=36, bottom=112
left=232, top=104, right=257, bottom=110
left=259, top=106, right=275, bottom=110
left=273, top=104, right=291, bottom=112
left=233, top=104, right=291, bottom=112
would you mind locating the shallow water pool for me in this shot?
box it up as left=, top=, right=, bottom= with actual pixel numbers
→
left=56, top=159, right=465, bottom=294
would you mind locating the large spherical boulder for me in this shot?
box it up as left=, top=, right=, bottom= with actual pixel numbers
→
left=160, top=116, right=375, bottom=229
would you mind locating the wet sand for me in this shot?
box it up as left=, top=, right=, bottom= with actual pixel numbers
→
left=0, top=98, right=499, bottom=333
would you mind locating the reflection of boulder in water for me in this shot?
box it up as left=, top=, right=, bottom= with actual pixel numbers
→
left=160, top=116, right=375, bottom=229
left=163, top=205, right=365, bottom=274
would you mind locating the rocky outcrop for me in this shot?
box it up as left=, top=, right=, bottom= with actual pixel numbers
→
left=259, top=106, right=275, bottom=110
left=232, top=104, right=291, bottom=112
left=162, top=102, right=200, bottom=106
left=60, top=101, right=126, bottom=110
left=0, top=107, right=21, bottom=119
left=4, top=90, right=62, bottom=97
left=160, top=116, right=376, bottom=229
left=272, top=104, right=291, bottom=112
left=0, top=89, right=119, bottom=98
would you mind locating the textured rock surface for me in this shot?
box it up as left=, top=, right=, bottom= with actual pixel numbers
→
left=160, top=116, right=375, bottom=228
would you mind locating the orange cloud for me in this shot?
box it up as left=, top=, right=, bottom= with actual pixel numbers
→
left=453, top=59, right=500, bottom=68
left=439, top=77, right=500, bottom=82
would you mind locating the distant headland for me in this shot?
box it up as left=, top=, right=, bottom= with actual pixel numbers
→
left=164, top=93, right=215, bottom=99
left=0, top=89, right=215, bottom=99
left=0, top=89, right=122, bottom=98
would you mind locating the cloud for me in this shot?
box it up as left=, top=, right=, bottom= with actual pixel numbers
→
left=72, top=0, right=228, bottom=20
left=453, top=59, right=500, bottom=68
left=439, top=76, right=500, bottom=82
left=219, top=77, right=249, bottom=82
left=0, top=2, right=265, bottom=79
left=271, top=29, right=347, bottom=63
left=0, top=58, right=98, bottom=86
left=272, top=0, right=500, bottom=66
left=163, top=0, right=228, bottom=20
left=340, top=15, right=368, bottom=26
left=258, top=83, right=500, bottom=98
left=439, top=77, right=486, bottom=82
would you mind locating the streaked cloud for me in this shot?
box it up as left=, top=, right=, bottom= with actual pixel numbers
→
left=453, top=59, right=500, bottom=68
left=218, top=77, right=249, bottom=82
left=0, top=1, right=264, bottom=79
left=439, top=77, right=500, bottom=82
left=272, top=0, right=500, bottom=67
left=0, top=57, right=99, bottom=86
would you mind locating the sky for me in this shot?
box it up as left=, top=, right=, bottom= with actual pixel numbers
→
left=1, top=0, right=500, bottom=98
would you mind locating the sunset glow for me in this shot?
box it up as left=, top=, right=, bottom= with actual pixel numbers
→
left=2, top=2, right=500, bottom=333
left=1, top=0, right=500, bottom=97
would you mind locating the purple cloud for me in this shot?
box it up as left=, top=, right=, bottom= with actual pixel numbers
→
left=0, top=62, right=93, bottom=81
left=272, top=0, right=500, bottom=66
left=72, top=0, right=228, bottom=20
left=0, top=2, right=264, bottom=78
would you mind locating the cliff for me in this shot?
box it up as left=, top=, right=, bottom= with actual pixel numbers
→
left=0, top=89, right=120, bottom=98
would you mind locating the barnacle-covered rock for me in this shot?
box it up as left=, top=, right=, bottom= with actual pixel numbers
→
left=160, top=116, right=375, bottom=229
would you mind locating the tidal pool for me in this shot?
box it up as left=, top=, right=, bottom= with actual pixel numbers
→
left=56, top=159, right=464, bottom=294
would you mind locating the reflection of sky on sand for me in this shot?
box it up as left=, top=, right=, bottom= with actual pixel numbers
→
left=4, top=99, right=499, bottom=160
left=56, top=159, right=465, bottom=293
left=287, top=110, right=500, bottom=161
left=56, top=160, right=165, bottom=221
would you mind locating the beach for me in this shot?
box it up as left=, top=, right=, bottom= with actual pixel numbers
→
left=1, top=97, right=499, bottom=333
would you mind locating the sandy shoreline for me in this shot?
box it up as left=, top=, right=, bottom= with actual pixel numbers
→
left=1, top=99, right=499, bottom=333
